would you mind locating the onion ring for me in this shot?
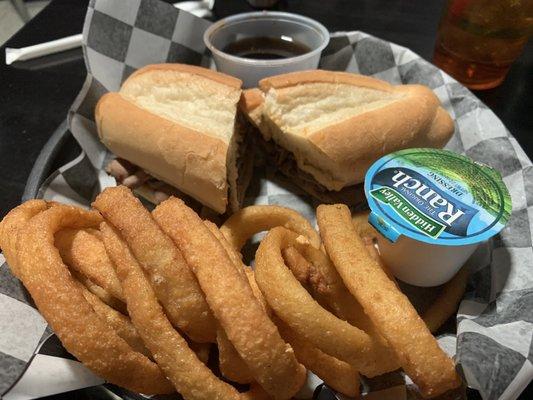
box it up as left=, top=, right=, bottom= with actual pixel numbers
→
left=203, top=221, right=255, bottom=384
left=274, top=317, right=360, bottom=397
left=281, top=246, right=338, bottom=315
left=0, top=199, right=49, bottom=277
left=72, top=270, right=127, bottom=314
left=255, top=227, right=397, bottom=377
left=80, top=285, right=150, bottom=357
left=423, top=266, right=469, bottom=333
left=153, top=197, right=306, bottom=399
left=241, top=385, right=272, bottom=400
left=282, top=245, right=401, bottom=380
left=351, top=211, right=378, bottom=240
left=56, top=228, right=124, bottom=301
left=361, top=237, right=397, bottom=284
left=189, top=341, right=211, bottom=365
left=14, top=205, right=172, bottom=394
left=244, top=267, right=269, bottom=314
left=216, top=328, right=254, bottom=384
left=216, top=267, right=273, bottom=385
left=282, top=245, right=389, bottom=339
left=316, top=204, right=461, bottom=398
left=205, top=221, right=269, bottom=314
left=93, top=186, right=216, bottom=343
left=218, top=267, right=276, bottom=384
left=352, top=211, right=397, bottom=283
left=204, top=220, right=247, bottom=278
left=100, top=221, right=242, bottom=399
left=282, top=247, right=313, bottom=289
left=220, top=205, right=321, bottom=252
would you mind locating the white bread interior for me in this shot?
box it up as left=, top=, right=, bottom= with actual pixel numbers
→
left=252, top=70, right=454, bottom=191
left=265, top=83, right=403, bottom=136
left=96, top=64, right=242, bottom=213
left=120, top=68, right=239, bottom=144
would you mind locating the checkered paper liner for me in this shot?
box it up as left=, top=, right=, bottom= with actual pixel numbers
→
left=1, top=0, right=532, bottom=399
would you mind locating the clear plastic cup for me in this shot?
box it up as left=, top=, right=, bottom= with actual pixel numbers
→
left=204, top=11, right=330, bottom=88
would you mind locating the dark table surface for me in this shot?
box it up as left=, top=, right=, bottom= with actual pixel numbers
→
left=0, top=0, right=532, bottom=399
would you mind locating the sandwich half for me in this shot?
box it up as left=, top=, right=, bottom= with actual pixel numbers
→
left=240, top=70, right=454, bottom=205
left=96, top=64, right=253, bottom=214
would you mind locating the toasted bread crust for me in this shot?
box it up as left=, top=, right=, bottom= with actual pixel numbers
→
left=308, top=84, right=450, bottom=184
left=259, top=70, right=394, bottom=92
left=96, top=92, right=229, bottom=213
left=239, top=89, right=265, bottom=128
left=125, top=63, right=242, bottom=89
left=251, top=71, right=454, bottom=190
left=239, top=88, right=264, bottom=113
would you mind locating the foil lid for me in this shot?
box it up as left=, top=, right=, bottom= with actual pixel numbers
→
left=364, top=148, right=511, bottom=246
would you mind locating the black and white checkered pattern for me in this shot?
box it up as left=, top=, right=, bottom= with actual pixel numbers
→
left=84, top=0, right=211, bottom=91
left=1, top=1, right=532, bottom=399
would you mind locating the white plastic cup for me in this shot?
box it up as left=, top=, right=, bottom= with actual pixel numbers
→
left=203, top=11, right=330, bottom=88
left=376, top=235, right=478, bottom=287
left=364, top=148, right=511, bottom=288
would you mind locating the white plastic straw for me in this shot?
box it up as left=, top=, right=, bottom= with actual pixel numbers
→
left=4, top=1, right=214, bottom=66
left=5, top=34, right=83, bottom=65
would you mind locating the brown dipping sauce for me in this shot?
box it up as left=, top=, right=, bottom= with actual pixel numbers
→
left=223, top=36, right=311, bottom=60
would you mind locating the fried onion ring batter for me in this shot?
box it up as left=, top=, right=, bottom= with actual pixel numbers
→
left=153, top=198, right=306, bottom=399
left=56, top=228, right=124, bottom=301
left=274, top=317, right=360, bottom=397
left=281, top=245, right=398, bottom=376
left=203, top=221, right=255, bottom=384
left=220, top=205, right=321, bottom=252
left=255, top=227, right=397, bottom=377
left=0, top=199, right=49, bottom=277
left=100, top=222, right=242, bottom=400
left=93, top=186, right=216, bottom=343
left=317, top=204, right=461, bottom=398
left=217, top=328, right=254, bottom=384
left=80, top=285, right=150, bottom=357
left=14, top=204, right=172, bottom=394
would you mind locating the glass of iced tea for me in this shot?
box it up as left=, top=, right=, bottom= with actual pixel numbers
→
left=433, top=0, right=533, bottom=90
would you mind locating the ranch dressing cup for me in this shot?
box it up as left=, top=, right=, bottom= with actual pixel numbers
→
left=364, top=148, right=511, bottom=287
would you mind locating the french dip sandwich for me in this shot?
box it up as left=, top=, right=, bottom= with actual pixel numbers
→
left=96, top=64, right=253, bottom=214
left=240, top=70, right=454, bottom=205
left=96, top=65, right=454, bottom=213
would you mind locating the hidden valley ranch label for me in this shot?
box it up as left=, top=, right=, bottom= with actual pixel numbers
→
left=364, top=149, right=511, bottom=246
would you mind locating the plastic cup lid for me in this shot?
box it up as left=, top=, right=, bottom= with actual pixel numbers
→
left=364, top=148, right=512, bottom=246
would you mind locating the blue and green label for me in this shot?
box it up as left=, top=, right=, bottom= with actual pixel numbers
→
left=364, top=149, right=511, bottom=246
left=370, top=186, right=447, bottom=239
